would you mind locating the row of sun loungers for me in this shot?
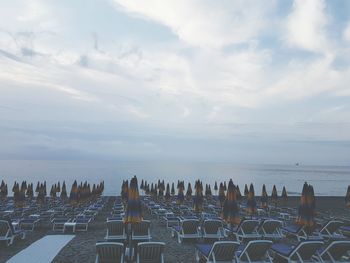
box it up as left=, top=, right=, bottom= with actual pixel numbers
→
left=141, top=196, right=350, bottom=262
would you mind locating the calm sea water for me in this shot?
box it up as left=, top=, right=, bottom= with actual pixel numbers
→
left=0, top=160, right=348, bottom=196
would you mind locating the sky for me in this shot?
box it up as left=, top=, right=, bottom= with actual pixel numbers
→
left=0, top=0, right=350, bottom=165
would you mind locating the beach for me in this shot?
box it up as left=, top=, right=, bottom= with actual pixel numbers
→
left=1, top=196, right=348, bottom=263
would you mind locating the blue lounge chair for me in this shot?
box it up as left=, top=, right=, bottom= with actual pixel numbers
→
left=195, top=241, right=239, bottom=263
left=235, top=240, right=273, bottom=263
left=0, top=219, right=26, bottom=246
left=317, top=240, right=350, bottom=262
left=271, top=240, right=324, bottom=262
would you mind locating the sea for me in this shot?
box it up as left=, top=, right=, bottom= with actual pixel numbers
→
left=0, top=160, right=349, bottom=196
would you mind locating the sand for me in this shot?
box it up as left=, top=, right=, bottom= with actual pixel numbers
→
left=0, top=196, right=349, bottom=263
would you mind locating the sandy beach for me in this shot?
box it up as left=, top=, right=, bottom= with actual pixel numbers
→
left=0, top=196, right=348, bottom=263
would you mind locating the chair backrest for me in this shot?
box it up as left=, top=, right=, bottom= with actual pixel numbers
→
left=204, top=220, right=223, bottom=234
left=96, top=242, right=124, bottom=263
left=182, top=219, right=199, bottom=234
left=261, top=220, right=282, bottom=234
left=240, top=220, right=260, bottom=234
left=291, top=241, right=324, bottom=261
left=0, top=220, right=11, bottom=237
left=107, top=220, right=125, bottom=236
left=239, top=240, right=273, bottom=261
left=321, top=240, right=350, bottom=261
left=210, top=241, right=239, bottom=262
left=321, top=220, right=343, bottom=234
left=133, top=220, right=151, bottom=236
left=137, top=242, right=165, bottom=263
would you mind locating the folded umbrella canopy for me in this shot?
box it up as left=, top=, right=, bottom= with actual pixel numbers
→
left=177, top=181, right=185, bottom=205
left=186, top=182, right=192, bottom=200
left=236, top=185, right=242, bottom=201
left=165, top=183, right=171, bottom=202
left=271, top=185, right=278, bottom=205
left=218, top=183, right=225, bottom=207
left=281, top=186, right=288, bottom=200
left=171, top=182, right=175, bottom=196
left=244, top=184, right=249, bottom=198
left=121, top=180, right=129, bottom=205
left=193, top=180, right=203, bottom=213
left=124, top=176, right=142, bottom=224
left=214, top=181, right=218, bottom=195
left=346, top=185, right=350, bottom=208
left=0, top=180, right=8, bottom=200
left=60, top=181, right=68, bottom=200
left=246, top=183, right=257, bottom=215
left=222, top=179, right=240, bottom=225
left=297, top=182, right=316, bottom=233
left=261, top=184, right=268, bottom=209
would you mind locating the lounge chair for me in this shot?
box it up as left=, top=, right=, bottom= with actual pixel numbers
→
left=105, top=220, right=127, bottom=241
left=318, top=220, right=345, bottom=240
left=202, top=219, right=224, bottom=240
left=75, top=217, right=92, bottom=231
left=235, top=240, right=273, bottom=263
left=340, top=226, right=350, bottom=237
left=258, top=219, right=283, bottom=240
left=132, top=220, right=151, bottom=242
left=271, top=240, right=324, bottom=262
left=172, top=219, right=201, bottom=243
left=230, top=219, right=261, bottom=242
left=317, top=240, right=350, bottom=262
left=19, top=217, right=40, bottom=231
left=281, top=224, right=308, bottom=241
left=0, top=219, right=26, bottom=246
left=136, top=242, right=165, bottom=263
left=195, top=241, right=240, bottom=263
left=163, top=212, right=179, bottom=228
left=95, top=242, right=124, bottom=263
left=52, top=217, right=70, bottom=231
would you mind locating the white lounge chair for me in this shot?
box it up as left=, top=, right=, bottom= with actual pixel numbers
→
left=136, top=242, right=165, bottom=263
left=172, top=219, right=201, bottom=243
left=95, top=242, right=124, bottom=263
left=0, top=219, right=26, bottom=246
left=105, top=220, right=127, bottom=241
left=132, top=220, right=151, bottom=242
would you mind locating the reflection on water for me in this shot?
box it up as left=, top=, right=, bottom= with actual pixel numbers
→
left=0, top=160, right=348, bottom=196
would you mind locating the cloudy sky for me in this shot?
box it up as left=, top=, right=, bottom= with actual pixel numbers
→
left=0, top=0, right=350, bottom=165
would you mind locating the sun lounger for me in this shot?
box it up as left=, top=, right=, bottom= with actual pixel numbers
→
left=317, top=220, right=345, bottom=240
left=202, top=219, right=224, bottom=240
left=230, top=219, right=261, bottom=242
left=105, top=220, right=127, bottom=241
left=19, top=217, right=40, bottom=231
left=132, top=220, right=151, bottom=242
left=52, top=217, right=70, bottom=231
left=0, top=219, right=26, bottom=246
left=271, top=240, right=324, bottom=262
left=195, top=241, right=239, bottom=263
left=258, top=219, right=283, bottom=240
left=136, top=242, right=165, bottom=263
left=96, top=242, right=124, bottom=263
left=340, top=226, right=350, bottom=237
left=74, top=217, right=91, bottom=231
left=235, top=240, right=273, bottom=263
left=281, top=224, right=308, bottom=241
left=316, top=240, right=350, bottom=262
left=172, top=219, right=201, bottom=243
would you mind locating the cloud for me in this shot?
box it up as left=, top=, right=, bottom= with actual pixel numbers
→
left=344, top=22, right=350, bottom=42
left=285, top=0, right=329, bottom=52
left=113, top=0, right=275, bottom=48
